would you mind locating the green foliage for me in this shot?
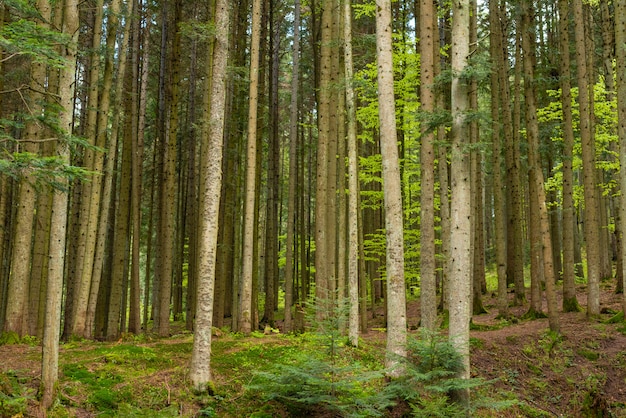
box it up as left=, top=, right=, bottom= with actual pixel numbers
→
left=0, top=331, right=21, bottom=345
left=0, top=151, right=90, bottom=191
left=0, top=370, right=31, bottom=417
left=386, top=330, right=514, bottom=417
left=0, top=19, right=68, bottom=67
left=247, top=301, right=393, bottom=417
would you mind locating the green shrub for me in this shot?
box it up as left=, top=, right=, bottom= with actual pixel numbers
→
left=247, top=299, right=393, bottom=417
left=386, top=330, right=514, bottom=417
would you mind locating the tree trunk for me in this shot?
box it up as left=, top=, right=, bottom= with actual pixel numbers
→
left=419, top=0, right=437, bottom=331
left=572, top=0, right=602, bottom=317
left=343, top=0, right=360, bottom=346
left=240, top=0, right=262, bottom=334
left=521, top=0, right=559, bottom=333
left=470, top=0, right=486, bottom=316
left=284, top=0, right=301, bottom=334
left=41, top=0, right=78, bottom=407
left=558, top=0, right=580, bottom=312
left=505, top=3, right=526, bottom=305
left=489, top=0, right=509, bottom=319
left=314, top=0, right=335, bottom=322
left=376, top=0, right=407, bottom=376
left=128, top=0, right=145, bottom=335
left=85, top=0, right=131, bottom=338
left=616, top=0, right=626, bottom=314
left=189, top=0, right=230, bottom=390
left=449, top=0, right=471, bottom=402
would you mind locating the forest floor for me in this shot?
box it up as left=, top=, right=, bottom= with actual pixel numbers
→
left=1, top=280, right=626, bottom=417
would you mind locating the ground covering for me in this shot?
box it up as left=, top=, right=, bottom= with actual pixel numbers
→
left=1, top=282, right=625, bottom=417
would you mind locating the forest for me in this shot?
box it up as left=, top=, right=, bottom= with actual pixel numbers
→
left=1, top=0, right=626, bottom=416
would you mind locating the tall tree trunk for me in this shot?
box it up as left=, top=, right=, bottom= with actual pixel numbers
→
left=240, top=0, right=262, bottom=334
left=315, top=0, right=333, bottom=322
left=376, top=0, right=407, bottom=376
left=155, top=0, right=182, bottom=337
left=573, top=0, right=602, bottom=317
left=189, top=0, right=230, bottom=390
left=3, top=0, right=52, bottom=337
left=419, top=0, right=437, bottom=331
left=470, top=0, right=486, bottom=316
left=284, top=0, right=301, bottom=334
left=489, top=0, right=509, bottom=319
left=616, top=0, right=626, bottom=314
left=504, top=1, right=526, bottom=305
left=343, top=0, right=360, bottom=346
left=449, top=0, right=471, bottom=402
left=41, top=0, right=78, bottom=407
left=69, top=0, right=104, bottom=338
left=521, top=0, right=559, bottom=332
left=85, top=0, right=131, bottom=338
left=558, top=0, right=580, bottom=312
left=128, top=0, right=145, bottom=335
left=263, top=0, right=280, bottom=327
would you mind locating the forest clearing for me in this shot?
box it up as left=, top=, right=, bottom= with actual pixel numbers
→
left=1, top=281, right=625, bottom=417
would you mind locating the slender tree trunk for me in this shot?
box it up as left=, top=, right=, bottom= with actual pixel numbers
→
left=521, top=0, right=559, bottom=332
left=490, top=0, right=509, bottom=319
left=263, top=0, right=280, bottom=326
left=449, top=0, right=471, bottom=402
left=189, top=0, right=230, bottom=389
left=314, top=0, right=333, bottom=322
left=343, top=0, right=360, bottom=346
left=470, top=0, right=486, bottom=316
left=419, top=0, right=437, bottom=331
left=558, top=0, right=580, bottom=312
left=128, top=0, right=144, bottom=335
left=376, top=0, right=407, bottom=376
left=616, top=0, right=626, bottom=314
left=503, top=1, right=526, bottom=305
left=86, top=0, right=131, bottom=338
left=41, top=0, right=78, bottom=407
left=284, top=0, right=301, bottom=333
left=240, top=0, right=262, bottom=334
left=155, top=0, right=182, bottom=337
left=573, top=0, right=602, bottom=317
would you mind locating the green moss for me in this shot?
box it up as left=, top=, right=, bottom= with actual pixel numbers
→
left=0, top=331, right=20, bottom=345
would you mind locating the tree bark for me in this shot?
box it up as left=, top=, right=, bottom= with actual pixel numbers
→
left=284, top=0, right=301, bottom=334
left=616, top=0, right=626, bottom=314
left=376, top=0, right=407, bottom=376
left=489, top=0, right=509, bottom=319
left=240, top=0, right=262, bottom=334
left=521, top=0, right=559, bottom=333
left=189, top=0, right=230, bottom=390
left=558, top=0, right=580, bottom=313
left=449, top=0, right=471, bottom=402
left=419, top=0, right=437, bottom=331
left=41, top=0, right=78, bottom=407
left=572, top=0, right=602, bottom=317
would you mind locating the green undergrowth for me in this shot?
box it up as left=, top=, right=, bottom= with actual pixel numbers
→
left=0, top=324, right=519, bottom=417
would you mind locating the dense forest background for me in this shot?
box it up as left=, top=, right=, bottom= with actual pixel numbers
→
left=1, top=0, right=626, bottom=413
